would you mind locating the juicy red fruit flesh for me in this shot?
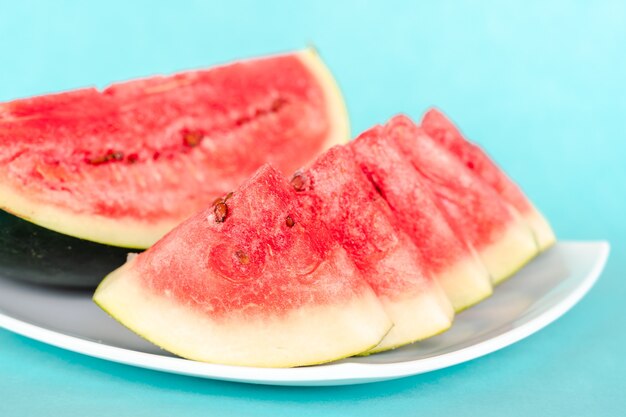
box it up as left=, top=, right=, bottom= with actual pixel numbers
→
left=0, top=54, right=332, bottom=223
left=385, top=116, right=518, bottom=251
left=350, top=127, right=470, bottom=276
left=135, top=165, right=369, bottom=317
left=295, top=146, right=423, bottom=279
left=421, top=108, right=533, bottom=214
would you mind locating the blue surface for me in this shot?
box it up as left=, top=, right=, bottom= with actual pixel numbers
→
left=1, top=1, right=625, bottom=415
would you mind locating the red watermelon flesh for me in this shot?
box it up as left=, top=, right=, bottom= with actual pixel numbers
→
left=292, top=145, right=453, bottom=352
left=0, top=49, right=349, bottom=248
left=385, top=115, right=538, bottom=284
left=421, top=108, right=555, bottom=250
left=350, top=127, right=492, bottom=311
left=93, top=164, right=392, bottom=367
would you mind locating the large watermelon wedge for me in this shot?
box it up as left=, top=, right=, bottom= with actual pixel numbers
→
left=385, top=115, right=538, bottom=284
left=0, top=49, right=348, bottom=287
left=421, top=108, right=556, bottom=251
left=350, top=127, right=493, bottom=311
left=94, top=165, right=392, bottom=367
left=0, top=48, right=348, bottom=250
left=292, top=145, right=453, bottom=352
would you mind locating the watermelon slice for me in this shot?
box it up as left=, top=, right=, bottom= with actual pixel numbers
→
left=384, top=115, right=538, bottom=284
left=421, top=108, right=556, bottom=251
left=94, top=165, right=392, bottom=367
left=292, top=146, right=453, bottom=352
left=350, top=127, right=493, bottom=311
left=0, top=48, right=349, bottom=249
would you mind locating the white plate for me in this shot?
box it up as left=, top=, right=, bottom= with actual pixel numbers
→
left=0, top=241, right=610, bottom=386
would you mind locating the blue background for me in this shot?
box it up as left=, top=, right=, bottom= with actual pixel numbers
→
left=1, top=1, right=624, bottom=415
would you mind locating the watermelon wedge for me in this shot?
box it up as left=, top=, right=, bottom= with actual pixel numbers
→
left=94, top=165, right=392, bottom=367
left=421, top=108, right=556, bottom=251
left=350, top=127, right=493, bottom=311
left=0, top=48, right=349, bottom=250
left=292, top=146, right=453, bottom=352
left=385, top=115, right=538, bottom=284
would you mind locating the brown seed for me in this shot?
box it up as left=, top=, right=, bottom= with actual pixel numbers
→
left=235, top=115, right=250, bottom=126
left=109, top=151, right=124, bottom=161
left=88, top=150, right=123, bottom=165
left=224, top=191, right=234, bottom=201
left=214, top=201, right=228, bottom=223
left=285, top=215, right=295, bottom=228
left=183, top=130, right=204, bottom=147
left=126, top=153, right=139, bottom=164
left=88, top=155, right=108, bottom=165
left=291, top=172, right=306, bottom=191
left=271, top=97, right=287, bottom=112
left=235, top=250, right=250, bottom=265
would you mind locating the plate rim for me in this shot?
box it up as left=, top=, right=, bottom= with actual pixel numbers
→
left=0, top=240, right=610, bottom=386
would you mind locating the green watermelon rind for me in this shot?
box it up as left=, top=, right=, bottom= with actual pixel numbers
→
left=0, top=209, right=131, bottom=287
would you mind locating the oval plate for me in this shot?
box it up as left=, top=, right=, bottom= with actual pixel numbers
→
left=0, top=241, right=610, bottom=386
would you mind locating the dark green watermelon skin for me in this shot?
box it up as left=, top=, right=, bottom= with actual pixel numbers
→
left=0, top=210, right=132, bottom=287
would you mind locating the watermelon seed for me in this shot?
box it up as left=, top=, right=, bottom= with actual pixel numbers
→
left=271, top=97, right=288, bottom=112
left=291, top=172, right=306, bottom=191
left=211, top=191, right=233, bottom=213
left=234, top=97, right=288, bottom=127
left=88, top=150, right=124, bottom=165
left=235, top=250, right=250, bottom=265
left=88, top=156, right=107, bottom=165
left=126, top=153, right=139, bottom=164
left=235, top=115, right=251, bottom=126
left=182, top=130, right=204, bottom=147
left=285, top=215, right=295, bottom=228
left=214, top=201, right=228, bottom=223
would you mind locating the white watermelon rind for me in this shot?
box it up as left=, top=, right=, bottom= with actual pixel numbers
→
left=524, top=205, right=557, bottom=252
left=436, top=254, right=494, bottom=312
left=479, top=205, right=540, bottom=285
left=363, top=282, right=455, bottom=354
left=93, top=258, right=394, bottom=368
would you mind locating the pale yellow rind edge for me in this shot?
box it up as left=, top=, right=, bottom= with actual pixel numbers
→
left=480, top=206, right=540, bottom=285
left=524, top=205, right=557, bottom=252
left=366, top=283, right=454, bottom=354
left=0, top=180, right=169, bottom=248
left=437, top=255, right=494, bottom=312
left=93, top=259, right=393, bottom=368
left=296, top=47, right=351, bottom=148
